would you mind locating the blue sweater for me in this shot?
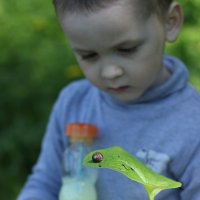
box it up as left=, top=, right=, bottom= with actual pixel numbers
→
left=18, top=56, right=200, bottom=200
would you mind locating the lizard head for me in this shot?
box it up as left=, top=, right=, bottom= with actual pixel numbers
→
left=83, top=146, right=124, bottom=170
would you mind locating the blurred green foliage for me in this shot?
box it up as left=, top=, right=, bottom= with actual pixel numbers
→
left=0, top=0, right=199, bottom=199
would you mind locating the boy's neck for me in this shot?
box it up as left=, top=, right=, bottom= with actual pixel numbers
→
left=153, top=66, right=171, bottom=87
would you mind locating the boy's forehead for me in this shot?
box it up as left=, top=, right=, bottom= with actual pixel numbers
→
left=60, top=2, right=152, bottom=51
left=61, top=0, right=146, bottom=27
left=61, top=3, right=144, bottom=35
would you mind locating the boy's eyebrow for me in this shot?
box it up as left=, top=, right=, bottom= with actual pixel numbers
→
left=114, top=40, right=141, bottom=47
left=74, top=40, right=143, bottom=53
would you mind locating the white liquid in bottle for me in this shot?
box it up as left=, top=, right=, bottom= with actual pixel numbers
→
left=59, top=177, right=97, bottom=200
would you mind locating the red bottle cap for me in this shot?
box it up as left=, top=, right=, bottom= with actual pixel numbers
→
left=66, top=123, right=97, bottom=140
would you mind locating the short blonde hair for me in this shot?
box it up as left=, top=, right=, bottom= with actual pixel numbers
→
left=53, top=0, right=173, bottom=20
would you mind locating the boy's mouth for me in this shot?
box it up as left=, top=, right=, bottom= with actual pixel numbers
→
left=108, top=86, right=130, bottom=93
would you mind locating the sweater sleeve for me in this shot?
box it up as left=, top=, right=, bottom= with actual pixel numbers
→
left=17, top=92, right=66, bottom=200
left=180, top=144, right=200, bottom=200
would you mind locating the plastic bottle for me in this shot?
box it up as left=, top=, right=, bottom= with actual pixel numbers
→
left=59, top=123, right=98, bottom=200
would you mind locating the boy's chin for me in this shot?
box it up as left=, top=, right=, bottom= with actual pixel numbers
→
left=109, top=93, right=142, bottom=104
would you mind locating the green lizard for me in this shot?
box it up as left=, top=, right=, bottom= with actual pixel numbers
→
left=83, top=146, right=182, bottom=200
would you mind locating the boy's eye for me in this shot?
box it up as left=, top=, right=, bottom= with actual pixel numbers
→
left=118, top=46, right=138, bottom=54
left=81, top=52, right=98, bottom=60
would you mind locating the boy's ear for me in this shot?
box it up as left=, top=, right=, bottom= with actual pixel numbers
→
left=165, top=2, right=183, bottom=42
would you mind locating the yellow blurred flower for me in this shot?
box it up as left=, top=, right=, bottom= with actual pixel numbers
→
left=65, top=65, right=83, bottom=79
left=32, top=17, right=47, bottom=32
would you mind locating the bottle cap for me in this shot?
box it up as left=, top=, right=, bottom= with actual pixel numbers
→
left=66, top=123, right=97, bottom=140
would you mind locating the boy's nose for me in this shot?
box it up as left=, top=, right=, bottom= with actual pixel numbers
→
left=101, top=64, right=124, bottom=80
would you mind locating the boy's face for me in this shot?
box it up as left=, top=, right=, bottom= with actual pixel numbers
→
left=60, top=3, right=170, bottom=103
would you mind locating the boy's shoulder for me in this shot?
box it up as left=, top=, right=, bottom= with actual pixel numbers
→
left=62, top=79, right=92, bottom=93
left=57, top=79, right=96, bottom=104
left=186, top=84, right=200, bottom=105
left=189, top=87, right=200, bottom=111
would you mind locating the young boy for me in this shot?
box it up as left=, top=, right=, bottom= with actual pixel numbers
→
left=18, top=0, right=200, bottom=199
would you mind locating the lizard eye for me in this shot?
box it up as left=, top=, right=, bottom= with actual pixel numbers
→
left=92, top=152, right=103, bottom=163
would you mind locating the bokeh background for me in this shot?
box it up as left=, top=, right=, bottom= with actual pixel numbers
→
left=0, top=0, right=199, bottom=199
